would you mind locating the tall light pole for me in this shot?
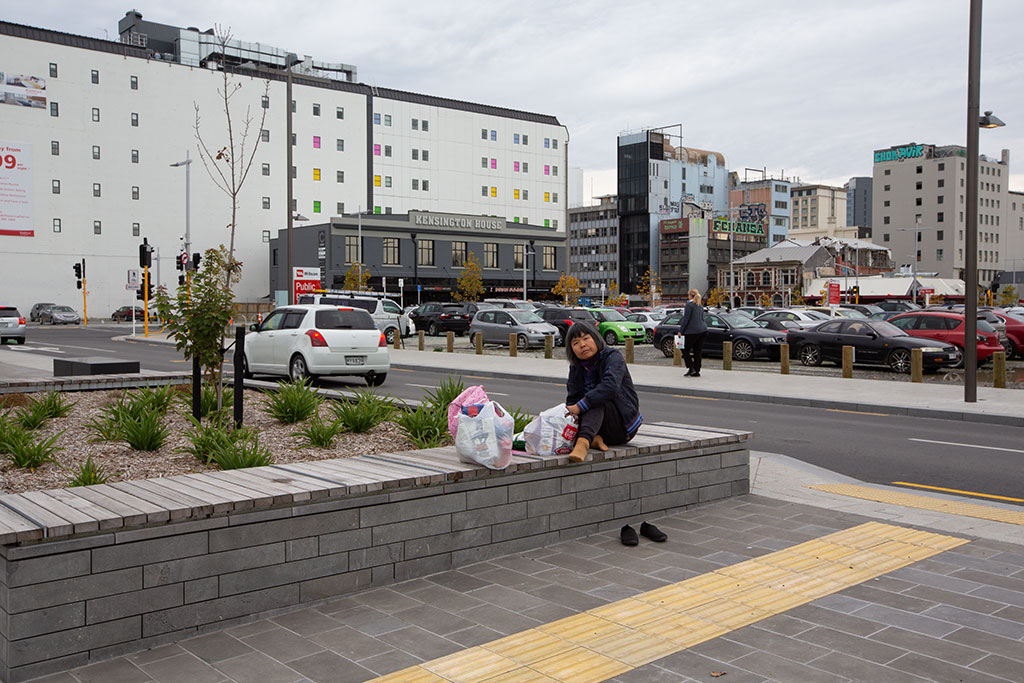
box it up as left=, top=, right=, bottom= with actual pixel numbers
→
left=896, top=223, right=932, bottom=305
left=357, top=206, right=363, bottom=290
left=286, top=53, right=297, bottom=303
left=169, top=153, right=192, bottom=259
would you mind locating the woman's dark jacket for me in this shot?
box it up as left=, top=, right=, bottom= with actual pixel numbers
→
left=679, top=301, right=708, bottom=334
left=566, top=348, right=642, bottom=434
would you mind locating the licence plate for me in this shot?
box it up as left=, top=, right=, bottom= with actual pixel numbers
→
left=948, top=353, right=956, bottom=359
left=345, top=356, right=365, bottom=366
left=0, top=322, right=8, bottom=328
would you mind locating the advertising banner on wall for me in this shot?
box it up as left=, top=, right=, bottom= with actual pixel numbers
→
left=0, top=141, right=33, bottom=237
left=0, top=72, right=47, bottom=109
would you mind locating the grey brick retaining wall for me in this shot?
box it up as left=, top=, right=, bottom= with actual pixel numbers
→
left=0, top=425, right=748, bottom=682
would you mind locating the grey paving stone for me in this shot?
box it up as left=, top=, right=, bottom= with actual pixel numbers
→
left=456, top=603, right=541, bottom=635
left=519, top=602, right=578, bottom=623
left=286, top=650, right=375, bottom=683
left=526, top=583, right=607, bottom=612
left=971, top=653, right=1024, bottom=680
left=425, top=570, right=490, bottom=592
left=587, top=549, right=672, bottom=575
left=786, top=604, right=883, bottom=637
left=795, top=625, right=906, bottom=664
left=655, top=649, right=769, bottom=683
left=271, top=609, right=344, bottom=638
left=841, top=584, right=938, bottom=613
left=888, top=566, right=986, bottom=593
left=473, top=566, right=545, bottom=592
left=72, top=657, right=152, bottom=683
left=487, top=554, right=556, bottom=575
left=687, top=636, right=757, bottom=662
left=355, top=649, right=422, bottom=676
left=945, top=626, right=1024, bottom=663
left=126, top=644, right=187, bottom=666
left=327, top=606, right=408, bottom=637
left=308, top=626, right=392, bottom=661
left=586, top=583, right=642, bottom=602
left=591, top=566, right=669, bottom=592
left=807, top=651, right=931, bottom=683
left=851, top=604, right=959, bottom=638
left=138, top=652, right=224, bottom=683
left=465, top=583, right=548, bottom=611
left=746, top=613, right=813, bottom=638
left=993, top=604, right=1024, bottom=623
left=350, top=588, right=424, bottom=614
left=224, top=619, right=278, bottom=640
left=391, top=603, right=475, bottom=636
left=808, top=593, right=872, bottom=615
left=969, top=584, right=1024, bottom=608
left=647, top=566, right=699, bottom=584
left=531, top=566, right=613, bottom=593
left=948, top=555, right=1024, bottom=577
left=888, top=652, right=1012, bottom=683
left=376, top=625, right=460, bottom=661
left=403, top=584, right=486, bottom=613
left=239, top=627, right=325, bottom=663
left=870, top=626, right=985, bottom=666
left=214, top=651, right=306, bottom=683
left=903, top=584, right=1002, bottom=614
left=991, top=551, right=1024, bottom=567
left=920, top=604, right=1024, bottom=639
left=611, top=665, right=690, bottom=682
left=21, top=672, right=79, bottom=683
left=723, top=626, right=831, bottom=664
left=178, top=630, right=253, bottom=664
left=730, top=650, right=847, bottom=683
left=444, top=624, right=505, bottom=648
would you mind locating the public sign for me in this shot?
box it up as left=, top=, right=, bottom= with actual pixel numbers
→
left=919, top=288, right=934, bottom=295
left=0, top=141, right=34, bottom=237
left=128, top=269, right=140, bottom=286
left=712, top=217, right=765, bottom=236
left=292, top=267, right=321, bottom=302
left=828, top=281, right=841, bottom=305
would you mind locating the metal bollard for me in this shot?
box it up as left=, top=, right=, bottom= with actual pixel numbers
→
left=446, top=331, right=454, bottom=353
left=993, top=350, right=1006, bottom=389
left=673, top=345, right=682, bottom=367
left=625, top=337, right=634, bottom=364
left=509, top=333, right=518, bottom=357
left=842, top=345, right=854, bottom=378
left=780, top=343, right=790, bottom=375
left=233, top=326, right=244, bottom=428
left=393, top=331, right=401, bottom=350
left=910, top=348, right=923, bottom=383
left=722, top=342, right=733, bottom=370
left=544, top=334, right=553, bottom=359
left=475, top=332, right=483, bottom=355
left=417, top=330, right=424, bottom=351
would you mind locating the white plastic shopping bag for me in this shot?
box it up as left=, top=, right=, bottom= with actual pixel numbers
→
left=454, top=401, right=514, bottom=470
left=523, top=404, right=578, bottom=456
left=674, top=332, right=686, bottom=349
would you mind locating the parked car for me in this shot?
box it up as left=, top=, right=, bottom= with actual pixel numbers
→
left=408, top=302, right=473, bottom=336
left=991, top=311, right=1024, bottom=359
left=868, top=310, right=905, bottom=321
left=625, top=311, right=666, bottom=343
left=538, top=307, right=594, bottom=344
left=628, top=306, right=652, bottom=313
left=297, top=292, right=407, bottom=344
left=29, top=302, right=55, bottom=322
left=241, top=304, right=388, bottom=385
left=876, top=300, right=922, bottom=312
left=787, top=318, right=961, bottom=373
left=975, top=309, right=1008, bottom=349
left=40, top=305, right=81, bottom=325
left=484, top=298, right=536, bottom=310
left=111, top=306, right=145, bottom=322
left=583, top=308, right=647, bottom=346
left=838, top=303, right=885, bottom=317
left=0, top=306, right=26, bottom=344
left=735, top=306, right=773, bottom=318
left=469, top=308, right=560, bottom=349
left=804, top=306, right=868, bottom=319
left=755, top=318, right=805, bottom=332
left=888, top=311, right=1003, bottom=366
left=654, top=310, right=787, bottom=360
left=754, top=309, right=830, bottom=324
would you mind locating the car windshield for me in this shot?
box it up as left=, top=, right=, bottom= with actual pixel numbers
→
left=977, top=319, right=995, bottom=333
left=513, top=302, right=535, bottom=310
left=0, top=308, right=21, bottom=317
left=475, top=303, right=499, bottom=310
left=442, top=305, right=467, bottom=313
left=510, top=310, right=544, bottom=323
left=53, top=306, right=74, bottom=313
left=805, top=310, right=830, bottom=320
left=648, top=312, right=665, bottom=321
left=597, top=310, right=627, bottom=322
left=870, top=320, right=907, bottom=337
left=315, top=309, right=374, bottom=329
left=721, top=313, right=758, bottom=328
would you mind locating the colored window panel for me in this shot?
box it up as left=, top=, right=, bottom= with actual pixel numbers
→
left=374, top=144, right=381, bottom=156
left=490, top=187, right=496, bottom=197
left=313, top=201, right=321, bottom=213
left=491, top=158, right=496, bottom=169
left=514, top=161, right=520, bottom=172
left=545, top=165, right=550, bottom=175
left=514, top=189, right=520, bottom=200
left=374, top=175, right=381, bottom=187
left=313, top=136, right=320, bottom=148
left=313, top=168, right=321, bottom=181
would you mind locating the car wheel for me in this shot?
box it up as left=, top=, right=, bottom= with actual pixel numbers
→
left=660, top=337, right=675, bottom=358
left=732, top=339, right=754, bottom=361
left=16, top=337, right=25, bottom=345
left=289, top=354, right=312, bottom=382
left=800, top=344, right=822, bottom=366
left=365, top=372, right=387, bottom=387
left=1005, top=339, right=1019, bottom=360
left=645, top=329, right=654, bottom=343
left=428, top=322, right=439, bottom=336
left=604, top=330, right=617, bottom=346
left=517, top=334, right=529, bottom=350
left=385, top=328, right=396, bottom=345
left=887, top=348, right=911, bottom=374
left=470, top=332, right=483, bottom=347
left=240, top=353, right=253, bottom=379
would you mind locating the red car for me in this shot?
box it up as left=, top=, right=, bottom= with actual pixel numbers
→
left=889, top=311, right=1004, bottom=365
left=993, top=312, right=1024, bottom=359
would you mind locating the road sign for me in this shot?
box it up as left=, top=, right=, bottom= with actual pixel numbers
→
left=128, top=269, right=140, bottom=286
left=398, top=278, right=404, bottom=289
left=827, top=281, right=841, bottom=305
left=126, top=284, right=140, bottom=290
left=920, top=288, right=934, bottom=295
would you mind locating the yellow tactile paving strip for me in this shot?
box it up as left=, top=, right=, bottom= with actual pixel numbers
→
left=370, top=522, right=967, bottom=682
left=809, top=483, right=1024, bottom=526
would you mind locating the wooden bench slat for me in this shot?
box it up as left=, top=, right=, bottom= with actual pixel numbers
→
left=194, top=472, right=282, bottom=507
left=0, top=505, right=43, bottom=544
left=243, top=466, right=334, bottom=498
left=179, top=474, right=263, bottom=510
left=24, top=490, right=119, bottom=533
left=215, top=469, right=312, bottom=503
left=70, top=485, right=163, bottom=526
left=114, top=480, right=205, bottom=519
left=266, top=465, right=351, bottom=496
left=0, top=494, right=75, bottom=538
left=160, top=476, right=237, bottom=513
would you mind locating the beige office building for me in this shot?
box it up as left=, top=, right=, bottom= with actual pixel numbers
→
left=872, top=143, right=1014, bottom=288
left=789, top=184, right=853, bottom=241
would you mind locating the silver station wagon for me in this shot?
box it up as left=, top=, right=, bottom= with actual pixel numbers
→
left=469, top=308, right=561, bottom=350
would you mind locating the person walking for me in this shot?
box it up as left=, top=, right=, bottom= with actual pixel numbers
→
left=679, top=288, right=708, bottom=377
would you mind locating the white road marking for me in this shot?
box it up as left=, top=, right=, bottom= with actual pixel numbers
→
left=50, top=345, right=115, bottom=353
left=407, top=383, right=440, bottom=389
left=10, top=346, right=64, bottom=353
left=909, top=438, right=1024, bottom=454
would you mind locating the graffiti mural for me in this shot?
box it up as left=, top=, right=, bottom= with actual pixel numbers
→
left=738, top=203, right=768, bottom=228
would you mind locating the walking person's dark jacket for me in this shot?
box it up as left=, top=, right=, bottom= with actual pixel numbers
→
left=566, top=348, right=642, bottom=435
left=678, top=301, right=707, bottom=334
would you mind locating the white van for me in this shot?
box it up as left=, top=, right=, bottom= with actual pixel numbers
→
left=297, top=291, right=409, bottom=344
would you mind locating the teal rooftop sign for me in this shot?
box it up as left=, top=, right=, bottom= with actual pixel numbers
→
left=874, top=145, right=924, bottom=163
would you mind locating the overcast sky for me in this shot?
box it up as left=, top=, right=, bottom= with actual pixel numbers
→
left=7, top=1, right=1023, bottom=202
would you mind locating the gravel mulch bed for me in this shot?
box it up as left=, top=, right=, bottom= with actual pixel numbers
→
left=0, top=387, right=419, bottom=495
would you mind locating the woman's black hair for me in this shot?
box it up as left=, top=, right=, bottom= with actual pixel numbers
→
left=564, top=320, right=605, bottom=366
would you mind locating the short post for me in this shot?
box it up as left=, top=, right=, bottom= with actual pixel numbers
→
left=509, top=333, right=517, bottom=357
left=417, top=330, right=424, bottom=351
left=910, top=348, right=923, bottom=383
left=233, top=326, right=244, bottom=429
left=673, top=345, right=682, bottom=367
left=842, top=345, right=854, bottom=378
left=780, top=343, right=790, bottom=375
left=475, top=332, right=483, bottom=355
left=192, top=355, right=202, bottom=421
left=544, top=334, right=553, bottom=359
left=446, top=331, right=454, bottom=353
left=722, top=342, right=733, bottom=371
left=393, top=331, right=401, bottom=350
left=993, top=350, right=1006, bottom=389
left=624, top=337, right=634, bottom=364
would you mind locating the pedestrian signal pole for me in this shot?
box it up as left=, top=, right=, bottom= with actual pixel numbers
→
left=82, top=259, right=88, bottom=326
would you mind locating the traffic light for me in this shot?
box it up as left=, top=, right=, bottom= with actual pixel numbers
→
left=192, top=252, right=201, bottom=271
left=176, top=252, right=186, bottom=271
left=136, top=281, right=154, bottom=301
left=178, top=275, right=186, bottom=286
left=139, top=238, right=152, bottom=268
left=851, top=285, right=860, bottom=303
left=73, top=261, right=83, bottom=289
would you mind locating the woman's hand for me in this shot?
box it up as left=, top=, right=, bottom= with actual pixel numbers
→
left=566, top=403, right=582, bottom=417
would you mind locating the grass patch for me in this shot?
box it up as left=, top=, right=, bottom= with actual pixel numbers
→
left=330, top=388, right=396, bottom=433
left=121, top=411, right=169, bottom=451
left=263, top=379, right=323, bottom=424
left=1, top=427, right=62, bottom=469
left=396, top=402, right=449, bottom=449
left=68, top=456, right=109, bottom=487
left=210, top=430, right=273, bottom=470
left=291, top=415, right=347, bottom=449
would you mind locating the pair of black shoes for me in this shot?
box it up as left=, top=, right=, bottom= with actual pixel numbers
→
left=684, top=370, right=701, bottom=377
left=621, top=522, right=667, bottom=546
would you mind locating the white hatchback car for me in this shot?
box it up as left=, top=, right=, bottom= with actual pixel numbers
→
left=242, top=305, right=389, bottom=385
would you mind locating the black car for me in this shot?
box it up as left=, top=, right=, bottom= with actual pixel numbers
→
left=786, top=318, right=960, bottom=373
left=653, top=311, right=787, bottom=360
left=538, top=307, right=593, bottom=344
left=408, top=302, right=473, bottom=336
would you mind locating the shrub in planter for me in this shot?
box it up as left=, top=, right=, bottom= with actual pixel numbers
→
left=292, top=415, right=347, bottom=449
left=1, top=426, right=62, bottom=470
left=210, top=430, right=273, bottom=470
left=69, top=456, right=109, bottom=487
left=330, top=388, right=396, bottom=433
left=264, top=379, right=323, bottom=424
left=397, top=402, right=449, bottom=449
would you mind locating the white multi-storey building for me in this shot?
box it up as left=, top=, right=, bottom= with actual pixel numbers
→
left=0, top=12, right=567, bottom=314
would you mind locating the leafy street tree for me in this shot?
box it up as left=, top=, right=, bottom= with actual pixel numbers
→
left=551, top=272, right=582, bottom=305
left=789, top=287, right=802, bottom=305
left=452, top=251, right=484, bottom=301
left=706, top=288, right=727, bottom=307
left=759, top=292, right=774, bottom=306
left=604, top=280, right=620, bottom=306
left=342, top=263, right=371, bottom=291
left=638, top=268, right=662, bottom=306
left=998, top=285, right=1019, bottom=307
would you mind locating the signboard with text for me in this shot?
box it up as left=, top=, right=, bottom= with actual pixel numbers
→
left=0, top=141, right=33, bottom=237
left=712, top=216, right=765, bottom=236
left=292, top=267, right=321, bottom=302
left=828, top=281, right=841, bottom=305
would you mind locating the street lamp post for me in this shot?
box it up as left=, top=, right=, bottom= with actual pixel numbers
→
left=357, top=206, right=363, bottom=289
left=285, top=53, right=299, bottom=303
left=896, top=223, right=933, bottom=305
left=410, top=233, right=418, bottom=304
left=169, top=153, right=192, bottom=261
